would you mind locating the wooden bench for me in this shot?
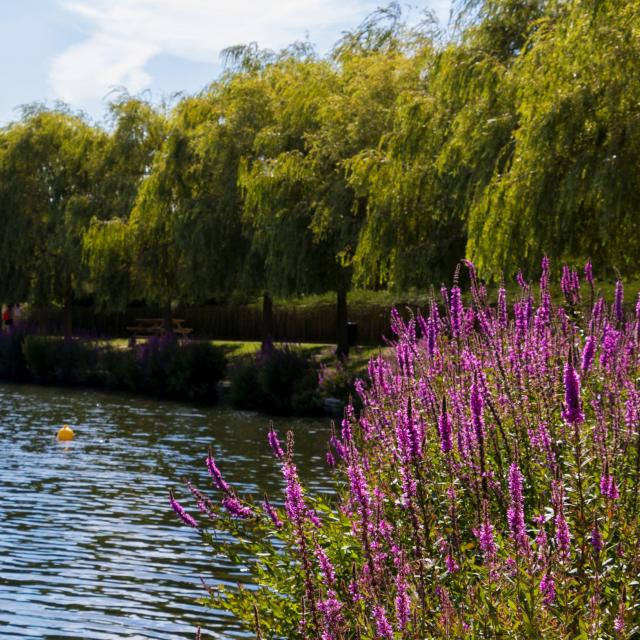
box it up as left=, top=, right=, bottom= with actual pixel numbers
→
left=126, top=318, right=193, bottom=341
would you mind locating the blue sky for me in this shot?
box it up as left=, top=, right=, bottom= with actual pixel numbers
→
left=0, top=0, right=452, bottom=127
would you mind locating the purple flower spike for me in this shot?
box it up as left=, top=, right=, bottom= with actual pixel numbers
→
left=222, top=496, right=253, bottom=519
left=555, top=512, right=571, bottom=558
left=474, top=520, right=497, bottom=559
left=540, top=573, right=556, bottom=605
left=581, top=336, right=596, bottom=373
left=584, top=259, right=593, bottom=286
left=438, top=400, right=453, bottom=454
left=507, top=463, right=528, bottom=552
left=591, top=523, right=603, bottom=554
left=395, top=576, right=410, bottom=631
left=614, top=280, right=624, bottom=323
left=262, top=498, right=283, bottom=528
left=470, top=382, right=485, bottom=443
left=373, top=605, right=394, bottom=639
left=267, top=427, right=285, bottom=460
left=450, top=286, right=463, bottom=339
left=206, top=449, right=231, bottom=494
left=498, top=287, right=508, bottom=329
left=169, top=490, right=198, bottom=528
left=561, top=361, right=584, bottom=425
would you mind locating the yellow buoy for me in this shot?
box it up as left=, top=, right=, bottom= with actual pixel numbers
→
left=57, top=424, right=74, bottom=441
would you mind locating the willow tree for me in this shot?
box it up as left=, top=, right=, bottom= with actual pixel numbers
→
left=467, top=0, right=640, bottom=278
left=0, top=106, right=105, bottom=335
left=240, top=7, right=421, bottom=356
left=126, top=73, right=271, bottom=330
left=239, top=53, right=351, bottom=351
left=347, top=0, right=547, bottom=288
left=83, top=96, right=166, bottom=310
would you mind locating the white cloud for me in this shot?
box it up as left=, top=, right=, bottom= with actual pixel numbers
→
left=50, top=0, right=451, bottom=110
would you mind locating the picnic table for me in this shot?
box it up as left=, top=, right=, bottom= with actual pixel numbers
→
left=126, top=318, right=193, bottom=340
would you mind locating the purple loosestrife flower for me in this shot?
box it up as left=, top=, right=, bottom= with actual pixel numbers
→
left=555, top=512, right=571, bottom=559
left=581, top=335, right=596, bottom=373
left=498, top=287, right=508, bottom=329
left=540, top=573, right=556, bottom=605
left=329, top=435, right=346, bottom=460
left=507, top=463, right=529, bottom=552
left=474, top=520, right=497, bottom=560
left=169, top=490, right=198, bottom=528
left=317, top=590, right=343, bottom=636
left=315, top=544, right=336, bottom=584
left=283, top=461, right=307, bottom=524
left=541, top=255, right=550, bottom=289
left=562, top=361, right=584, bottom=425
left=438, top=400, right=453, bottom=454
left=600, top=322, right=619, bottom=370
left=206, top=449, right=231, bottom=494
left=450, top=286, right=463, bottom=339
left=470, top=382, right=485, bottom=443
left=445, top=552, right=459, bottom=573
left=615, top=280, right=624, bottom=323
left=222, top=496, right=253, bottom=519
left=188, top=482, right=216, bottom=518
left=600, top=473, right=620, bottom=500
left=517, top=271, right=527, bottom=290
left=405, top=399, right=422, bottom=459
left=326, top=450, right=336, bottom=467
left=267, top=427, right=284, bottom=459
left=584, top=259, right=593, bottom=286
left=373, top=605, right=394, bottom=640
left=262, top=498, right=283, bottom=528
left=591, top=522, right=603, bottom=554
left=395, top=575, right=411, bottom=631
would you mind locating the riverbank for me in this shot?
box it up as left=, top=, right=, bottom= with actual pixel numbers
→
left=0, top=330, right=378, bottom=417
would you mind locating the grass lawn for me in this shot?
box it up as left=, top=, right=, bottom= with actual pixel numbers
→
left=210, top=340, right=382, bottom=373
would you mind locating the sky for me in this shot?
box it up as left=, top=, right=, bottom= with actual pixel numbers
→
left=0, top=0, right=452, bottom=127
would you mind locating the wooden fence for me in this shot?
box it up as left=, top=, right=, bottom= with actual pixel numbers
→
left=27, top=303, right=420, bottom=346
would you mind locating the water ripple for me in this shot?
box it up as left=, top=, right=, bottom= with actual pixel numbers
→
left=0, top=383, right=332, bottom=639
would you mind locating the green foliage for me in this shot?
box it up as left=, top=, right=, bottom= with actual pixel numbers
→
left=3, top=0, right=640, bottom=327
left=22, top=336, right=100, bottom=385
left=101, top=337, right=227, bottom=401
left=14, top=333, right=226, bottom=400
left=229, top=344, right=323, bottom=415
left=0, top=327, right=30, bottom=381
left=0, top=107, right=105, bottom=310
left=467, top=0, right=640, bottom=278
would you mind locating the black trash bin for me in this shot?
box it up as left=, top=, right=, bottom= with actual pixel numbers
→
left=347, top=321, right=358, bottom=347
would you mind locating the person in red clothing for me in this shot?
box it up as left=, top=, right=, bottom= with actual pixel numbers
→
left=3, top=305, right=13, bottom=329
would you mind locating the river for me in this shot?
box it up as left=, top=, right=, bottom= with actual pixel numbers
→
left=0, top=383, right=333, bottom=639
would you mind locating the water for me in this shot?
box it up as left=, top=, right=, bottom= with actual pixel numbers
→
left=0, top=383, right=333, bottom=639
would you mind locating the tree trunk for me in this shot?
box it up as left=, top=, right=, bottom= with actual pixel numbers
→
left=336, top=286, right=349, bottom=360
left=163, top=304, right=173, bottom=335
left=63, top=285, right=73, bottom=340
left=261, top=291, right=273, bottom=350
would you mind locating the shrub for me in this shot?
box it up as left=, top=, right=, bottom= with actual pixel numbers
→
left=318, top=360, right=366, bottom=412
left=229, top=344, right=322, bottom=415
left=23, top=335, right=99, bottom=385
left=101, top=337, right=226, bottom=401
left=14, top=333, right=226, bottom=402
left=228, top=356, right=264, bottom=410
left=172, top=260, right=640, bottom=639
left=0, top=326, right=31, bottom=381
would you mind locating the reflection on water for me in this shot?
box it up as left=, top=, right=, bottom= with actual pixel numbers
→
left=0, top=383, right=333, bottom=639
